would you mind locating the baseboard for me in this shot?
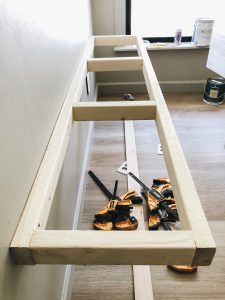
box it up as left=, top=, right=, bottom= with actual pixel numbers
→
left=159, top=80, right=205, bottom=92
left=97, top=80, right=205, bottom=95
left=61, top=265, right=73, bottom=300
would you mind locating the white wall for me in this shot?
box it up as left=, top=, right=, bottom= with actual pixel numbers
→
left=0, top=1, right=93, bottom=299
left=91, top=0, right=116, bottom=35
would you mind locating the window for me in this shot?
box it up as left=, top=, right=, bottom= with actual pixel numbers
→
left=127, top=0, right=222, bottom=42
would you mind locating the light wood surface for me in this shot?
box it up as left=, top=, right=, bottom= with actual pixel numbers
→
left=136, top=37, right=215, bottom=265
left=72, top=92, right=225, bottom=300
left=87, top=57, right=143, bottom=72
left=125, top=120, right=154, bottom=300
left=94, top=35, right=137, bottom=46
left=73, top=265, right=134, bottom=300
left=73, top=101, right=156, bottom=121
left=73, top=120, right=136, bottom=299
left=31, top=230, right=195, bottom=265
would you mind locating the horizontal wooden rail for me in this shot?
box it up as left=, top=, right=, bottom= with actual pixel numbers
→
left=73, top=101, right=156, bottom=121
left=94, top=35, right=137, bottom=46
left=29, top=230, right=195, bottom=265
left=87, top=57, right=143, bottom=72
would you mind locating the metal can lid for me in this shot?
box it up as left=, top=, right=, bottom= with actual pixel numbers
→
left=197, top=18, right=215, bottom=23
left=208, top=77, right=225, bottom=85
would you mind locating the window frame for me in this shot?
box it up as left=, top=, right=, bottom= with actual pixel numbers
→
left=126, top=0, right=192, bottom=42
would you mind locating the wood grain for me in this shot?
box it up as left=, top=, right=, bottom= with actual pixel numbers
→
left=87, top=57, right=143, bottom=72
left=125, top=120, right=154, bottom=300
left=73, top=101, right=156, bottom=121
left=136, top=37, right=215, bottom=265
left=72, top=92, right=225, bottom=299
left=31, top=230, right=195, bottom=265
left=94, top=35, right=137, bottom=46
left=73, top=120, right=134, bottom=299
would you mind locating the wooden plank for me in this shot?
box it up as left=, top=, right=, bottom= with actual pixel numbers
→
left=94, top=35, right=137, bottom=46
left=73, top=100, right=156, bottom=121
left=125, top=120, right=154, bottom=300
left=10, top=37, right=95, bottom=264
left=136, top=36, right=216, bottom=265
left=207, top=33, right=225, bottom=77
left=87, top=57, right=143, bottom=72
left=30, top=230, right=196, bottom=265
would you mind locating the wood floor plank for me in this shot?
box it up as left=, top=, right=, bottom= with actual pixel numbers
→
left=72, top=120, right=134, bottom=299
left=150, top=221, right=225, bottom=300
left=125, top=120, right=153, bottom=299
left=72, top=265, right=134, bottom=300
left=72, top=93, right=225, bottom=299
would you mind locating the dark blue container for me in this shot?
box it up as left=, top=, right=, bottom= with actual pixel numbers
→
left=203, top=78, right=225, bottom=105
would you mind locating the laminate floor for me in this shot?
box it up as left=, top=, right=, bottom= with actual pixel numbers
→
left=72, top=93, right=225, bottom=300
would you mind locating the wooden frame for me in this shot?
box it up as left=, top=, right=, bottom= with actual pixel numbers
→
left=10, top=35, right=216, bottom=268
left=87, top=57, right=143, bottom=72
left=73, top=101, right=156, bottom=121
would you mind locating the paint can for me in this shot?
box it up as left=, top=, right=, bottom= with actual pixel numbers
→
left=192, top=18, right=214, bottom=47
left=203, top=78, right=225, bottom=105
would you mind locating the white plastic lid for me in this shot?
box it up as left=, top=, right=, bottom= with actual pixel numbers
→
left=196, top=18, right=215, bottom=23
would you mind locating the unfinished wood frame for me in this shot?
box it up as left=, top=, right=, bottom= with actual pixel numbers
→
left=87, top=57, right=143, bottom=72
left=10, top=35, right=215, bottom=268
left=73, top=101, right=156, bottom=121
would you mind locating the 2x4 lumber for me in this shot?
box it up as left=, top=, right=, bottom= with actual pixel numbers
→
left=136, top=36, right=216, bottom=265
left=73, top=101, right=156, bottom=121
left=10, top=37, right=95, bottom=264
left=30, top=230, right=195, bottom=265
left=87, top=57, right=143, bottom=72
left=94, top=35, right=137, bottom=46
left=125, top=120, right=154, bottom=300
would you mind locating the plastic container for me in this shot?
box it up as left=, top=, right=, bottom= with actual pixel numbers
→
left=174, top=29, right=182, bottom=44
left=203, top=78, right=225, bottom=105
left=192, top=18, right=214, bottom=47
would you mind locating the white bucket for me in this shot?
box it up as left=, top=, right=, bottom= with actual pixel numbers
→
left=192, top=18, right=214, bottom=46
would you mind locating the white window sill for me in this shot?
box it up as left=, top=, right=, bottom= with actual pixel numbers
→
left=114, top=42, right=209, bottom=52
